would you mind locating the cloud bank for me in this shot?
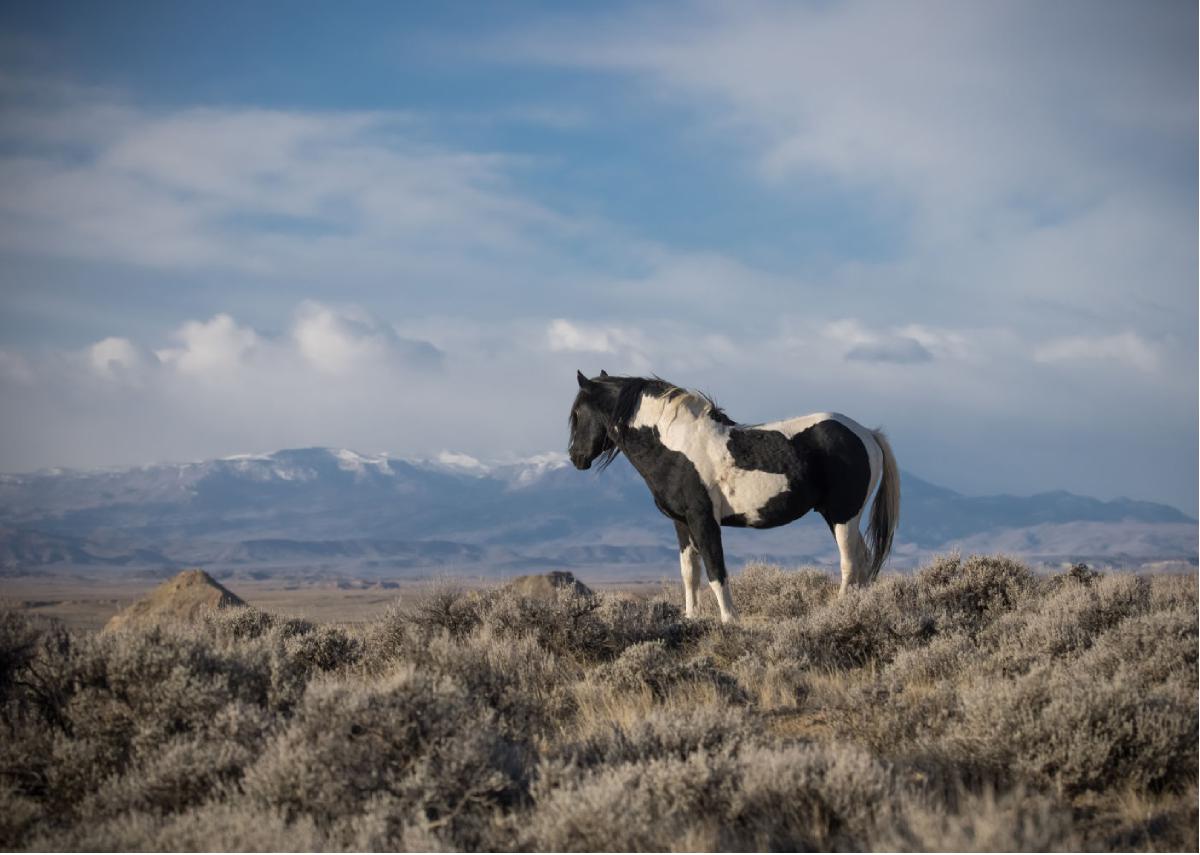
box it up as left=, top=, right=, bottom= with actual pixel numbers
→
left=0, top=3, right=1194, bottom=513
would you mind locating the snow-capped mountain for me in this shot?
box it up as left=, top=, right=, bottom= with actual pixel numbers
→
left=0, top=448, right=1194, bottom=579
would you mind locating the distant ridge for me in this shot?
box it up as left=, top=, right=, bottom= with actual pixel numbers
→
left=1, top=447, right=1194, bottom=579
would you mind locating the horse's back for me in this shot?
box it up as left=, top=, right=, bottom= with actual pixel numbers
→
left=727, top=411, right=880, bottom=528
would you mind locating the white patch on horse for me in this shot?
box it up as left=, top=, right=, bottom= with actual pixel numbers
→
left=679, top=543, right=702, bottom=618
left=833, top=513, right=870, bottom=593
left=631, top=392, right=789, bottom=525
left=709, top=579, right=737, bottom=623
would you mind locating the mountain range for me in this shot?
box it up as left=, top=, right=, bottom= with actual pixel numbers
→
left=0, top=448, right=1194, bottom=581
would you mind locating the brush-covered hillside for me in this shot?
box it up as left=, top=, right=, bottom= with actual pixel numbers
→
left=1, top=556, right=1196, bottom=851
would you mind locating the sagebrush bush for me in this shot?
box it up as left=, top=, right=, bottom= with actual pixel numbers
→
left=959, top=664, right=1197, bottom=795
left=406, top=628, right=577, bottom=739
left=591, top=640, right=746, bottom=704
left=1077, top=606, right=1198, bottom=688
left=979, top=573, right=1152, bottom=676
left=769, top=576, right=934, bottom=670
left=1, top=557, right=1196, bottom=852
left=524, top=739, right=897, bottom=851
left=916, top=553, right=1036, bottom=633
left=726, top=562, right=835, bottom=620
left=241, top=666, right=525, bottom=850
left=542, top=706, right=758, bottom=777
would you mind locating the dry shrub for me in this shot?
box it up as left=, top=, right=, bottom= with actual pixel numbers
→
left=882, top=784, right=1080, bottom=852
left=407, top=628, right=577, bottom=739
left=0, top=611, right=44, bottom=701
left=886, top=631, right=978, bottom=687
left=723, top=742, right=896, bottom=850
left=0, top=780, right=42, bottom=849
left=690, top=620, right=772, bottom=667
left=1, top=557, right=1195, bottom=852
left=1077, top=607, right=1198, bottom=688
left=241, top=666, right=524, bottom=851
left=523, top=739, right=895, bottom=851
left=769, top=577, right=934, bottom=670
left=837, top=680, right=964, bottom=757
left=203, top=605, right=314, bottom=641
left=916, top=553, right=1036, bottom=633
left=203, top=606, right=363, bottom=676
left=1148, top=572, right=1197, bottom=611
left=481, top=587, right=694, bottom=663
left=407, top=587, right=487, bottom=641
left=729, top=654, right=809, bottom=709
left=31, top=801, right=327, bottom=852
left=959, top=664, right=1197, bottom=795
left=29, top=627, right=279, bottom=810
left=727, top=562, right=836, bottom=620
left=481, top=588, right=610, bottom=662
left=591, top=640, right=746, bottom=704
left=981, top=573, right=1152, bottom=675
left=280, top=625, right=362, bottom=674
left=0, top=610, right=365, bottom=848
left=73, top=701, right=271, bottom=820
left=520, top=749, right=739, bottom=851
left=542, top=706, right=757, bottom=781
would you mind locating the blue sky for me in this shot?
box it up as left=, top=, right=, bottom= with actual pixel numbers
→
left=0, top=0, right=1196, bottom=512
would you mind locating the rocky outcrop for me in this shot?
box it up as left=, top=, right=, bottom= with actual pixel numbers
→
left=104, top=569, right=245, bottom=632
left=503, top=570, right=594, bottom=599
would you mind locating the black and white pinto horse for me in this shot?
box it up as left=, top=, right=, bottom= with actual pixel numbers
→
left=568, top=371, right=900, bottom=622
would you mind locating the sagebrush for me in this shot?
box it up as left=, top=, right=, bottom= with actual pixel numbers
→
left=1, top=556, right=1196, bottom=851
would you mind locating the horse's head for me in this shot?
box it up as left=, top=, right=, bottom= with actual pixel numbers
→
left=568, top=369, right=618, bottom=470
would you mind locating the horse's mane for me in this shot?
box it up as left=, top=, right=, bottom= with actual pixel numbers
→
left=571, top=374, right=733, bottom=470
left=604, top=375, right=735, bottom=428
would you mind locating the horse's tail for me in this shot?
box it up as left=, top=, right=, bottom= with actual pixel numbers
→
left=866, top=429, right=900, bottom=582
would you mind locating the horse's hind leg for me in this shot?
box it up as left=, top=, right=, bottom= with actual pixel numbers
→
left=674, top=521, right=703, bottom=619
left=833, top=515, right=869, bottom=596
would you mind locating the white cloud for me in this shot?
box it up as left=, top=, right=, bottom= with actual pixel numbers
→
left=155, top=314, right=259, bottom=377
left=546, top=318, right=654, bottom=373
left=87, top=337, right=146, bottom=378
left=0, top=79, right=572, bottom=280
left=513, top=2, right=1192, bottom=227
left=547, top=318, right=628, bottom=354
left=293, top=302, right=397, bottom=375
left=545, top=317, right=743, bottom=376
left=1034, top=331, right=1161, bottom=373
left=819, top=319, right=970, bottom=365
left=502, top=1, right=1196, bottom=343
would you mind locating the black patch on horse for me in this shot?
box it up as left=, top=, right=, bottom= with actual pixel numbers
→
left=794, top=421, right=872, bottom=527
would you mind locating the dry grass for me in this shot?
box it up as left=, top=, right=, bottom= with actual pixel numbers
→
left=1, top=555, right=1196, bottom=851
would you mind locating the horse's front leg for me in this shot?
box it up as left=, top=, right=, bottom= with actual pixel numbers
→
left=686, top=511, right=737, bottom=623
left=674, top=521, right=703, bottom=619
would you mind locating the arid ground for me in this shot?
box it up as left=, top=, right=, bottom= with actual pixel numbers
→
left=2, top=556, right=1197, bottom=851
left=1, top=575, right=669, bottom=632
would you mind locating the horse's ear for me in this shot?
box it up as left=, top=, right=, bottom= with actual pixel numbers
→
left=599, top=369, right=609, bottom=377
left=576, top=370, right=591, bottom=389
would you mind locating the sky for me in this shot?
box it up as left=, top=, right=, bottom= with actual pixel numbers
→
left=0, top=0, right=1196, bottom=513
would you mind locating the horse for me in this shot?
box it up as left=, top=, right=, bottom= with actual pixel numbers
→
left=567, top=371, right=900, bottom=623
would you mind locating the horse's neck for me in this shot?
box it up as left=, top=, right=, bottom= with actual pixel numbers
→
left=624, top=393, right=727, bottom=460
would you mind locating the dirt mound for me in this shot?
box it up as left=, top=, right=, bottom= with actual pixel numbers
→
left=104, top=569, right=245, bottom=632
left=503, top=570, right=593, bottom=599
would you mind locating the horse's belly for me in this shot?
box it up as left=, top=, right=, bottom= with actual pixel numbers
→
left=712, top=469, right=791, bottom=525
